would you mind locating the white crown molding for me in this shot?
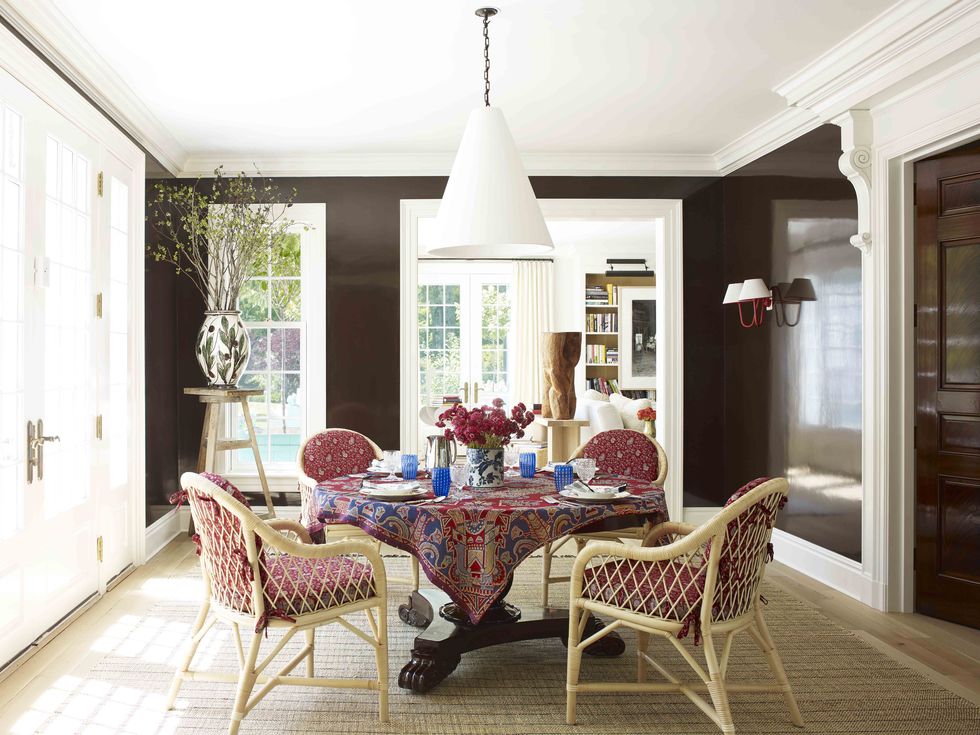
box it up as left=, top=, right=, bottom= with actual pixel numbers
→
left=0, top=0, right=187, bottom=174
left=10, top=0, right=979, bottom=181
left=713, top=107, right=822, bottom=176
left=177, top=151, right=721, bottom=178
left=775, top=0, right=980, bottom=119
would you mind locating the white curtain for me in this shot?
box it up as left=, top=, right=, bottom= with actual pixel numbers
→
left=513, top=260, right=554, bottom=406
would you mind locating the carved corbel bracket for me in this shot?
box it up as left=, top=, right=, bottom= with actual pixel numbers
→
left=835, top=110, right=874, bottom=256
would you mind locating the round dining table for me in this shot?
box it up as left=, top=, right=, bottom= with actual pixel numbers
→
left=315, top=471, right=668, bottom=692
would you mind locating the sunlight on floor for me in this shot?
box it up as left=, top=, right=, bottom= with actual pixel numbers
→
left=11, top=675, right=180, bottom=734
left=7, top=568, right=214, bottom=734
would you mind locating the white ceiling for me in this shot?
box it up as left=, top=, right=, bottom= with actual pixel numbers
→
left=41, top=0, right=895, bottom=167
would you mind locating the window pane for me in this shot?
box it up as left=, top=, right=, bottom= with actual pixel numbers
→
left=277, top=327, right=301, bottom=371
left=247, top=329, right=269, bottom=371
left=270, top=232, right=301, bottom=277
left=239, top=279, right=268, bottom=321
left=271, top=279, right=301, bottom=321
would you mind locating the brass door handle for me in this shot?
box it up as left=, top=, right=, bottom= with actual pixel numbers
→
left=473, top=382, right=480, bottom=403
left=462, top=382, right=469, bottom=403
left=27, top=419, right=59, bottom=483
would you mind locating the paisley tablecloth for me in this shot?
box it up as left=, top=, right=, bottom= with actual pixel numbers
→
left=314, top=473, right=667, bottom=624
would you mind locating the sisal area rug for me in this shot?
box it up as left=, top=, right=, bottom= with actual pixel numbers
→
left=22, top=555, right=980, bottom=734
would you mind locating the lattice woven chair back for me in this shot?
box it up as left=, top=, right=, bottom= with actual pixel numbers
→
left=711, top=477, right=787, bottom=623
left=184, top=473, right=259, bottom=616
left=575, top=429, right=667, bottom=483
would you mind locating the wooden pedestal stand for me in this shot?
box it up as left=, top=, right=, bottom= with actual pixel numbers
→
left=184, top=387, right=276, bottom=517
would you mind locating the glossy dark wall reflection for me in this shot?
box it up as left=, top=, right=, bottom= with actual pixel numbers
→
left=721, top=125, right=862, bottom=560
left=145, top=176, right=725, bottom=524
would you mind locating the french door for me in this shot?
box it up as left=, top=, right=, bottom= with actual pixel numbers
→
left=0, top=63, right=135, bottom=667
left=417, top=261, right=514, bottom=431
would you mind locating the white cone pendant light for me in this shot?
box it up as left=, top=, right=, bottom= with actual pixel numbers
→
left=428, top=8, right=554, bottom=258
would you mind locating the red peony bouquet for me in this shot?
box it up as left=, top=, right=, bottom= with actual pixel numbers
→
left=437, top=398, right=534, bottom=449
left=636, top=407, right=657, bottom=422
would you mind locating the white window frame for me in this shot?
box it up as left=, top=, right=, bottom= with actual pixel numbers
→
left=223, top=202, right=326, bottom=492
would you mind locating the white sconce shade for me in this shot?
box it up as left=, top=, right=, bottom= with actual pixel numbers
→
left=428, top=106, right=554, bottom=258
left=722, top=282, right=743, bottom=304
left=738, top=278, right=771, bottom=301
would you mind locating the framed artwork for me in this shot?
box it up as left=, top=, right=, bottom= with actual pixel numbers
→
left=619, top=286, right=657, bottom=389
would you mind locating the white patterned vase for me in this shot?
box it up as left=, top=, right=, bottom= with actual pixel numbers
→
left=466, top=447, right=504, bottom=488
left=196, top=310, right=251, bottom=387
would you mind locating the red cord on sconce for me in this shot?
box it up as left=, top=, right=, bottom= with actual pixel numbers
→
left=736, top=298, right=770, bottom=328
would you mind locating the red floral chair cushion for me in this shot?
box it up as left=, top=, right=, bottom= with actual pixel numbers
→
left=580, top=429, right=661, bottom=481
left=301, top=430, right=379, bottom=482
left=261, top=556, right=375, bottom=621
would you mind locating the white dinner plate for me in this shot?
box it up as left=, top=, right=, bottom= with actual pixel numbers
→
left=359, top=482, right=424, bottom=501
left=558, top=489, right=632, bottom=504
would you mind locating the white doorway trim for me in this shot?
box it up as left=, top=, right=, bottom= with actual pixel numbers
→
left=400, top=198, right=684, bottom=522
left=869, top=65, right=980, bottom=613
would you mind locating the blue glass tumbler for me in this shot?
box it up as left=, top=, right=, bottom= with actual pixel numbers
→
left=401, top=453, right=418, bottom=480
left=432, top=466, right=451, bottom=497
left=519, top=452, right=537, bottom=478
left=553, top=463, right=574, bottom=491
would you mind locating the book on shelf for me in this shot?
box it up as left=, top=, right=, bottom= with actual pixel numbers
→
left=585, top=312, right=618, bottom=332
left=585, top=285, right=609, bottom=305
left=586, top=376, right=623, bottom=396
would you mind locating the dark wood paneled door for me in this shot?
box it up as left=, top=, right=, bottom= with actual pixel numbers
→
left=915, top=149, right=980, bottom=628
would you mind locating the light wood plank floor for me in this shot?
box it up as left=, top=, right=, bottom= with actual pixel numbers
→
left=0, top=537, right=977, bottom=733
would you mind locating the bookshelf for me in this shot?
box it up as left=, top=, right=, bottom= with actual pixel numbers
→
left=583, top=272, right=656, bottom=398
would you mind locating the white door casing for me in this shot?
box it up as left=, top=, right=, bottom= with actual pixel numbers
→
left=401, top=198, right=684, bottom=522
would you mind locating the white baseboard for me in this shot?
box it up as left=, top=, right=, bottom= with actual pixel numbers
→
left=144, top=509, right=181, bottom=561
left=683, top=506, right=719, bottom=526
left=770, top=528, right=879, bottom=607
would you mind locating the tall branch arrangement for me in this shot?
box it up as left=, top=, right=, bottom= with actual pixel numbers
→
left=147, top=168, right=298, bottom=311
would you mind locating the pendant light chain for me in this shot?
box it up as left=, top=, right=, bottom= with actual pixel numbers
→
left=483, top=12, right=491, bottom=107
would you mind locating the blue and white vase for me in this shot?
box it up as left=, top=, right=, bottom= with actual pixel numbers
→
left=466, top=447, right=504, bottom=488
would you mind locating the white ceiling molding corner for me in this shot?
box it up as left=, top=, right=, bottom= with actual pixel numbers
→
left=774, top=0, right=980, bottom=119
left=713, top=107, right=822, bottom=176
left=0, top=0, right=187, bottom=174
left=177, top=151, right=721, bottom=179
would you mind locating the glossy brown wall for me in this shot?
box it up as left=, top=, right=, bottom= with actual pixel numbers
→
left=145, top=176, right=725, bottom=523
left=720, top=126, right=862, bottom=560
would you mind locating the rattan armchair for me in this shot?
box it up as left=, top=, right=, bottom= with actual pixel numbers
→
left=167, top=472, right=389, bottom=733
left=566, top=477, right=802, bottom=735
left=297, top=428, right=419, bottom=589
left=541, top=429, right=668, bottom=605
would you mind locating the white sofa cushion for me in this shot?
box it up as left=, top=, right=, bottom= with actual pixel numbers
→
left=575, top=396, right=624, bottom=442
left=608, top=393, right=654, bottom=433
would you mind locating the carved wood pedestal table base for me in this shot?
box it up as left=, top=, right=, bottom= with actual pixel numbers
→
left=397, top=585, right=625, bottom=693
left=314, top=473, right=666, bottom=693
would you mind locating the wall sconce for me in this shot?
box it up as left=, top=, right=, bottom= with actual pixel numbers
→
left=771, top=278, right=816, bottom=327
left=723, top=278, right=771, bottom=328
left=723, top=277, right=816, bottom=329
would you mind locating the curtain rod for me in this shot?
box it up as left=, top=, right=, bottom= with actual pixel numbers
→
left=418, top=257, right=554, bottom=262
